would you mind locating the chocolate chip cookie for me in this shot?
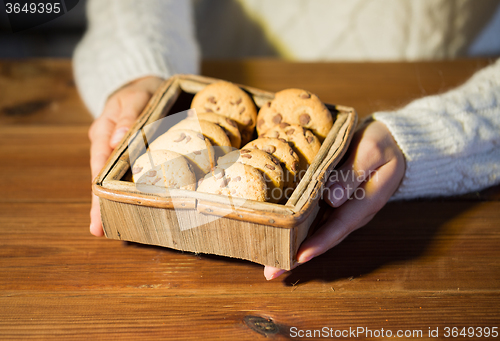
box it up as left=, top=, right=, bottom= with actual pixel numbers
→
left=148, top=129, right=215, bottom=178
left=132, top=150, right=197, bottom=191
left=242, top=137, right=300, bottom=195
left=196, top=162, right=267, bottom=202
left=261, top=124, right=321, bottom=174
left=191, top=81, right=257, bottom=145
left=256, top=88, right=333, bottom=141
left=217, top=149, right=284, bottom=203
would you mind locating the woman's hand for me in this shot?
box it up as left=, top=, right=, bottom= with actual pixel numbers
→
left=88, top=76, right=163, bottom=236
left=264, top=120, right=406, bottom=280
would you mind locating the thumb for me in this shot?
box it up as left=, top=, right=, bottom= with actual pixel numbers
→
left=109, top=90, right=152, bottom=148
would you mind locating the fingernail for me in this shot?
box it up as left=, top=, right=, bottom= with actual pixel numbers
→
left=327, top=182, right=345, bottom=207
left=298, top=253, right=314, bottom=264
left=110, top=127, right=129, bottom=146
left=265, top=269, right=286, bottom=280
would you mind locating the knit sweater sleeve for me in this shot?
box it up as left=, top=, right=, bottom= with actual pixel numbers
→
left=373, top=58, right=500, bottom=200
left=73, top=0, right=199, bottom=118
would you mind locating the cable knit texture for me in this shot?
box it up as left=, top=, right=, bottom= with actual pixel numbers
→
left=374, top=59, right=500, bottom=199
left=73, top=0, right=199, bottom=117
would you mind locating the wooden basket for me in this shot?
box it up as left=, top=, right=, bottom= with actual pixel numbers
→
left=92, top=74, right=357, bottom=270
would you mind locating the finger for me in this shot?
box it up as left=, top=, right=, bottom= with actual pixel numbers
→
left=264, top=266, right=287, bottom=281
left=89, top=116, right=115, bottom=180
left=87, top=100, right=119, bottom=237
left=89, top=117, right=114, bottom=237
left=297, top=158, right=403, bottom=264
left=90, top=193, right=105, bottom=236
left=109, top=91, right=151, bottom=148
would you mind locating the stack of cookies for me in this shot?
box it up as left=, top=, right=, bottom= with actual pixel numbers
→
left=132, top=81, right=333, bottom=203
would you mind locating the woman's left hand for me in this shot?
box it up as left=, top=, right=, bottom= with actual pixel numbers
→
left=264, top=120, right=406, bottom=280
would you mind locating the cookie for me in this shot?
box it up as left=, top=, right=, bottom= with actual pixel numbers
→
left=261, top=124, right=321, bottom=174
left=132, top=150, right=197, bottom=191
left=196, top=162, right=267, bottom=202
left=242, top=137, right=300, bottom=193
left=217, top=149, right=284, bottom=203
left=186, top=111, right=242, bottom=148
left=256, top=88, right=333, bottom=141
left=148, top=129, right=214, bottom=178
left=169, top=118, right=233, bottom=157
left=191, top=81, right=257, bottom=145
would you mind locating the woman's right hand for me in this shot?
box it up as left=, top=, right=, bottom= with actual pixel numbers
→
left=88, top=76, right=164, bottom=236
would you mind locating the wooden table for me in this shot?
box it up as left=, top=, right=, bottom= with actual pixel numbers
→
left=1, top=59, right=499, bottom=340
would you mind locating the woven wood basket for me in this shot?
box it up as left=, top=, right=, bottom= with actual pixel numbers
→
left=93, top=74, right=357, bottom=270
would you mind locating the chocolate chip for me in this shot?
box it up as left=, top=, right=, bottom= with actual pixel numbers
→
left=265, top=164, right=275, bottom=170
left=236, top=97, right=242, bottom=105
left=241, top=154, right=252, bottom=159
left=278, top=138, right=286, bottom=143
left=132, top=166, right=143, bottom=174
left=286, top=129, right=295, bottom=135
left=185, top=135, right=191, bottom=143
left=244, top=117, right=253, bottom=126
left=292, top=162, right=299, bottom=172
left=194, top=150, right=201, bottom=155
left=207, top=96, right=216, bottom=104
left=205, top=107, right=213, bottom=112
left=272, top=157, right=279, bottom=165
left=240, top=149, right=251, bottom=153
left=152, top=177, right=161, bottom=184
left=220, top=179, right=228, bottom=188
left=279, top=122, right=290, bottom=128
left=216, top=106, right=220, bottom=111
left=265, top=146, right=276, bottom=154
left=147, top=170, right=157, bottom=177
left=290, top=149, right=294, bottom=156
left=299, top=113, right=311, bottom=125
left=226, top=118, right=237, bottom=127
left=272, top=114, right=282, bottom=124
left=257, top=119, right=265, bottom=128
left=266, top=101, right=271, bottom=107
left=239, top=107, right=245, bottom=115
left=300, top=93, right=311, bottom=99
left=196, top=133, right=204, bottom=140
left=233, top=176, right=241, bottom=182
left=307, top=136, right=314, bottom=144
left=173, top=133, right=186, bottom=142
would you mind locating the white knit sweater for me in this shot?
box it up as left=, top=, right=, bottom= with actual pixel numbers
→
left=73, top=0, right=500, bottom=200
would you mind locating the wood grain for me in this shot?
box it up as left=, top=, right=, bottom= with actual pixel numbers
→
left=0, top=126, right=90, bottom=202
left=1, top=201, right=499, bottom=339
left=1, top=59, right=499, bottom=340
left=0, top=60, right=93, bottom=126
